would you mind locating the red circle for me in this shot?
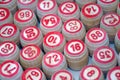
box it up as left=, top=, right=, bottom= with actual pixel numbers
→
left=0, top=23, right=17, bottom=38
left=44, top=31, right=64, bottom=47
left=65, top=39, right=85, bottom=56
left=18, top=0, right=35, bottom=5
left=86, top=28, right=106, bottom=43
left=0, top=41, right=16, bottom=56
left=20, top=45, right=41, bottom=60
left=0, top=60, right=19, bottom=78
left=107, top=67, right=120, bottom=80
left=0, top=7, right=10, bottom=21
left=37, top=0, right=56, bottom=12
left=93, top=46, right=115, bottom=64
left=64, top=19, right=82, bottom=33
left=59, top=1, right=78, bottom=15
left=101, top=13, right=120, bottom=27
left=43, top=51, right=63, bottom=67
left=20, top=26, right=40, bottom=41
left=22, top=67, right=43, bottom=80
left=14, top=8, right=33, bottom=22
left=80, top=65, right=101, bottom=80
left=41, top=14, right=60, bottom=28
left=99, top=0, right=116, bottom=4
left=52, top=70, right=72, bottom=80
left=117, top=29, right=120, bottom=40
left=0, top=0, right=11, bottom=4
left=81, top=3, right=102, bottom=18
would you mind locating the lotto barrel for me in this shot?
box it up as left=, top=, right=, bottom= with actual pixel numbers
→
left=58, top=1, right=80, bottom=22
left=107, top=67, right=120, bottom=80
left=100, top=13, right=120, bottom=42
left=81, top=3, right=103, bottom=30
left=51, top=69, right=74, bottom=80
left=0, top=23, right=20, bottom=44
left=0, top=41, right=20, bottom=64
left=97, top=0, right=119, bottom=13
left=62, top=19, right=86, bottom=41
left=85, top=28, right=109, bottom=56
left=20, top=26, right=43, bottom=47
left=115, top=29, right=120, bottom=52
left=20, top=45, right=44, bottom=69
left=40, top=14, right=62, bottom=35
left=43, top=31, right=66, bottom=53
left=42, top=51, right=67, bottom=78
left=37, top=0, right=58, bottom=19
left=0, top=60, right=23, bottom=80
left=79, top=65, right=104, bottom=80
left=22, top=68, right=46, bottom=80
left=0, top=7, right=13, bottom=26
left=14, top=8, right=37, bottom=30
left=17, top=0, right=38, bottom=12
left=0, top=0, right=17, bottom=14
left=64, top=39, right=89, bottom=70
left=92, top=46, right=117, bottom=73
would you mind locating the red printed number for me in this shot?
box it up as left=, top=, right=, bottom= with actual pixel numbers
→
left=0, top=11, right=5, bottom=17
left=86, top=6, right=96, bottom=14
left=24, top=47, right=36, bottom=57
left=43, top=1, right=50, bottom=8
left=1, top=44, right=13, bottom=53
left=44, top=17, right=56, bottom=25
left=27, top=71, right=39, bottom=80
left=19, top=11, right=30, bottom=18
left=4, top=64, right=16, bottom=74
left=99, top=50, right=111, bottom=59
left=91, top=31, right=102, bottom=40
left=2, top=28, right=13, bottom=35
left=60, top=75, right=67, bottom=80
left=63, top=3, right=73, bottom=13
left=48, top=36, right=57, bottom=44
left=25, top=28, right=35, bottom=38
left=87, top=70, right=95, bottom=77
left=70, top=43, right=81, bottom=52
left=69, top=21, right=78, bottom=30
left=105, top=14, right=118, bottom=24
left=115, top=72, right=120, bottom=79
left=47, top=54, right=59, bottom=64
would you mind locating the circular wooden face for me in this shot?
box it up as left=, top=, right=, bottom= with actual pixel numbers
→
left=44, top=32, right=64, bottom=47
left=38, top=0, right=55, bottom=11
left=0, top=23, right=17, bottom=38
left=82, top=3, right=101, bottom=18
left=15, top=9, right=33, bottom=22
left=21, top=26, right=40, bottom=41
left=0, top=41, right=16, bottom=56
left=94, top=46, right=115, bottom=64
left=52, top=70, right=72, bottom=80
left=108, top=67, right=120, bottom=80
left=65, top=40, right=85, bottom=56
left=44, top=51, right=63, bottom=67
left=59, top=2, right=77, bottom=15
left=22, top=68, right=43, bottom=80
left=20, top=45, right=40, bottom=60
left=86, top=28, right=106, bottom=43
left=80, top=65, right=101, bottom=80
left=64, top=19, right=82, bottom=33
left=102, top=13, right=120, bottom=26
left=0, top=60, right=19, bottom=78
left=0, top=8, right=10, bottom=21
left=41, top=14, right=60, bottom=28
